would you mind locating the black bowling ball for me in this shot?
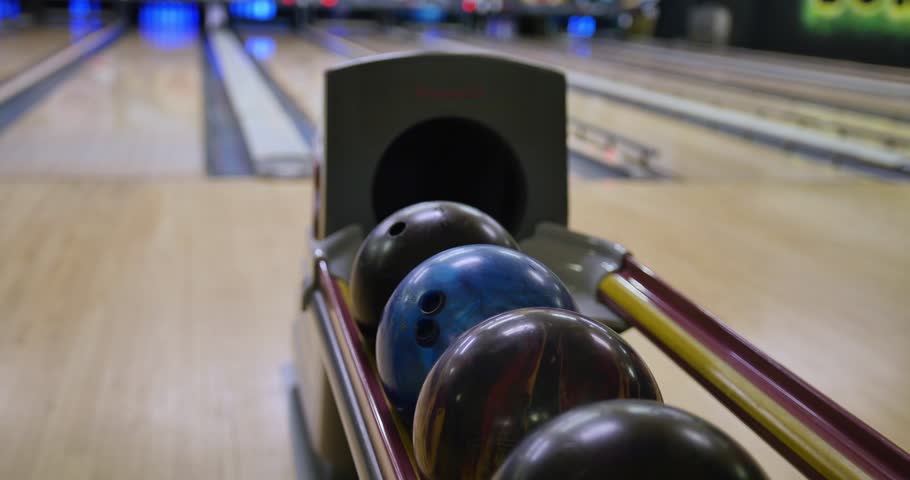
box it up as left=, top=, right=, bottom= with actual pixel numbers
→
left=493, top=400, right=768, bottom=480
left=349, top=201, right=518, bottom=332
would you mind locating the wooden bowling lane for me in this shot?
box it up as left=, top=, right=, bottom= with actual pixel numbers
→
left=621, top=38, right=910, bottom=92
left=0, top=33, right=203, bottom=178
left=0, top=26, right=80, bottom=83
left=0, top=180, right=309, bottom=479
left=568, top=91, right=854, bottom=181
left=237, top=30, right=347, bottom=132
left=568, top=180, right=910, bottom=478
left=335, top=28, right=855, bottom=181
left=5, top=180, right=905, bottom=479
left=459, top=35, right=910, bottom=153
left=618, top=328, right=803, bottom=479
left=455, top=30, right=910, bottom=125
left=575, top=40, right=910, bottom=121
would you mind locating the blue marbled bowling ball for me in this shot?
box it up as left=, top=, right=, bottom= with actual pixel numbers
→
left=376, top=244, right=577, bottom=419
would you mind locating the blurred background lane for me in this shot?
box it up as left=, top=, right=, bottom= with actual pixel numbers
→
left=308, top=23, right=863, bottom=180
left=0, top=31, right=204, bottom=176
left=0, top=26, right=86, bottom=82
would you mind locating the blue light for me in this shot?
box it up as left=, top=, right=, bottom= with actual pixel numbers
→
left=252, top=1, right=266, bottom=16
left=229, top=0, right=276, bottom=21
left=2, top=0, right=15, bottom=20
left=70, top=16, right=101, bottom=38
left=568, top=15, right=596, bottom=38
left=245, top=36, right=275, bottom=60
left=138, top=1, right=199, bottom=50
left=70, top=0, right=91, bottom=18
left=412, top=5, right=445, bottom=23
left=252, top=0, right=275, bottom=20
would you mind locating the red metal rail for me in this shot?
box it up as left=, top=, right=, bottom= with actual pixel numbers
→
left=598, top=256, right=910, bottom=480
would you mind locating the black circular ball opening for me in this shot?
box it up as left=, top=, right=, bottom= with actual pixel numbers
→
left=373, top=116, right=527, bottom=235
left=388, top=221, right=406, bottom=236
left=418, top=291, right=445, bottom=315
left=416, top=318, right=440, bottom=348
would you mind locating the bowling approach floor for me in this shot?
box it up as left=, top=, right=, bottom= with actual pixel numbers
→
left=1, top=18, right=909, bottom=480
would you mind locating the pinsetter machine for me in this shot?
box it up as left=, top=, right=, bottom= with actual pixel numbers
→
left=294, top=52, right=910, bottom=479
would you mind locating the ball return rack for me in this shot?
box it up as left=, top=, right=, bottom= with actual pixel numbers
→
left=293, top=52, right=910, bottom=480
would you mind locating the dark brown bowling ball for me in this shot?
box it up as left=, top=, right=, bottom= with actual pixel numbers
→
left=350, top=201, right=517, bottom=332
left=493, top=400, right=768, bottom=480
left=413, top=308, right=661, bottom=480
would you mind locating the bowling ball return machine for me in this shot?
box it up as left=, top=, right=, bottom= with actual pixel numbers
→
left=293, top=52, right=910, bottom=479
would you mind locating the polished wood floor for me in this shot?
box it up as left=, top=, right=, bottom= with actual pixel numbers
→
left=570, top=179, right=910, bottom=479
left=0, top=181, right=307, bottom=479
left=0, top=27, right=75, bottom=82
left=3, top=178, right=907, bottom=479
left=1, top=24, right=908, bottom=480
left=0, top=34, right=204, bottom=178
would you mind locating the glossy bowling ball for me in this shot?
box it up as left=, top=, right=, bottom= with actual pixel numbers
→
left=412, top=308, right=661, bottom=480
left=493, top=400, right=768, bottom=480
left=377, top=246, right=577, bottom=419
left=350, top=201, right=518, bottom=332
